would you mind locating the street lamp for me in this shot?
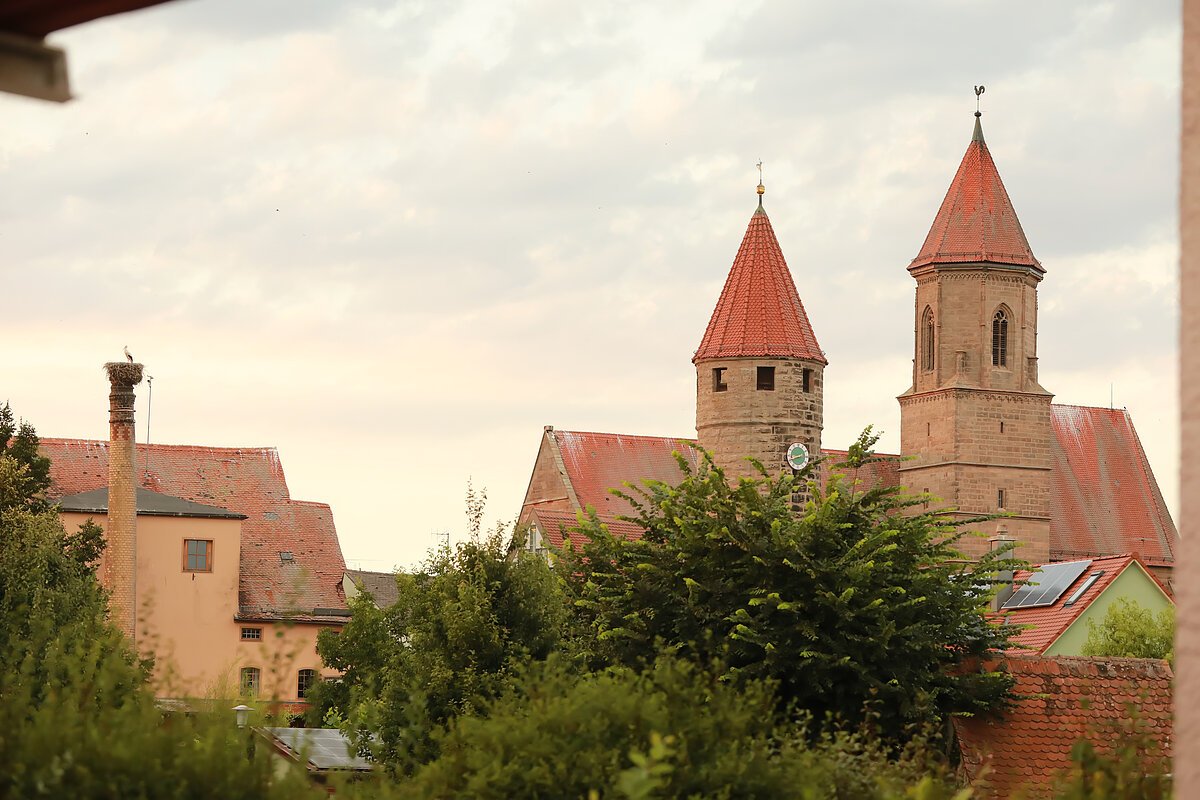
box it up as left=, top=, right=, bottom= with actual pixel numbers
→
left=232, top=704, right=253, bottom=729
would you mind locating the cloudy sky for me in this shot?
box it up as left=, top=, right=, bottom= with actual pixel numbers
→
left=1, top=0, right=1179, bottom=570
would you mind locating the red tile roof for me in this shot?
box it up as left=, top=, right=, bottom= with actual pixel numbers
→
left=954, top=655, right=1173, bottom=798
left=528, top=508, right=645, bottom=551
left=997, top=554, right=1163, bottom=653
left=910, top=116, right=1041, bottom=271
left=1049, top=406, right=1177, bottom=566
left=40, top=438, right=347, bottom=622
left=553, top=430, right=700, bottom=517
left=694, top=204, right=825, bottom=364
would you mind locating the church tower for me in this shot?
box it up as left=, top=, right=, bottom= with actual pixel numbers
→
left=695, top=181, right=826, bottom=486
left=898, top=111, right=1052, bottom=563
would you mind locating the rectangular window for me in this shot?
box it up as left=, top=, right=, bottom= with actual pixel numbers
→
left=240, top=627, right=262, bottom=641
left=297, top=669, right=317, bottom=699
left=183, top=539, right=213, bottom=572
left=802, top=368, right=812, bottom=393
left=712, top=367, right=727, bottom=392
left=240, top=667, right=260, bottom=696
left=997, top=489, right=1006, bottom=510
left=756, top=366, right=775, bottom=391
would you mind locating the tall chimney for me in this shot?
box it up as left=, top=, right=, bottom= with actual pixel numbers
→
left=104, top=360, right=143, bottom=640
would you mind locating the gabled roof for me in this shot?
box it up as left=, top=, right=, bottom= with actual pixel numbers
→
left=694, top=203, right=825, bottom=364
left=59, top=486, right=246, bottom=520
left=1049, top=406, right=1177, bottom=566
left=910, top=115, right=1041, bottom=271
left=344, top=569, right=400, bottom=609
left=997, top=554, right=1172, bottom=653
left=40, top=438, right=347, bottom=623
left=954, top=655, right=1173, bottom=798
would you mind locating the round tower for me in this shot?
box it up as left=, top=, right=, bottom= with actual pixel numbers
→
left=694, top=182, right=826, bottom=486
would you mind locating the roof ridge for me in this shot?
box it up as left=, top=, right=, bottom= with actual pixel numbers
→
left=554, top=429, right=696, bottom=443
left=40, top=436, right=282, bottom=455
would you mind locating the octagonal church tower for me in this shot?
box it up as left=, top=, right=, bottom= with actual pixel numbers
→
left=898, top=112, right=1053, bottom=563
left=694, top=182, right=826, bottom=485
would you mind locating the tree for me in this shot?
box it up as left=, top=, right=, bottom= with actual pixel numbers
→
left=336, top=528, right=567, bottom=774
left=1081, top=598, right=1174, bottom=663
left=0, top=402, right=52, bottom=513
left=558, top=430, right=1019, bottom=741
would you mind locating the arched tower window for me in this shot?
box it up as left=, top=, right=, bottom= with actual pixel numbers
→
left=921, top=307, right=935, bottom=372
left=991, top=307, right=1009, bottom=367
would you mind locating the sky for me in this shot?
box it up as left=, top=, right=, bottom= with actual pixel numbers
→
left=1, top=0, right=1180, bottom=571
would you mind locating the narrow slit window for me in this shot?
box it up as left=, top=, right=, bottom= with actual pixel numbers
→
left=921, top=307, right=935, bottom=371
left=712, top=367, right=727, bottom=392
left=992, top=308, right=1009, bottom=367
left=997, top=489, right=1006, bottom=509
left=802, top=368, right=812, bottom=392
left=1000, top=421, right=1005, bottom=434
left=756, top=366, right=775, bottom=391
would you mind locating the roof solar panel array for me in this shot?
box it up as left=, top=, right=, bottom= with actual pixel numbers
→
left=262, top=727, right=374, bottom=771
left=1001, top=560, right=1092, bottom=610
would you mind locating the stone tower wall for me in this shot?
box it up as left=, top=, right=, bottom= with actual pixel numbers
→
left=696, top=357, right=823, bottom=483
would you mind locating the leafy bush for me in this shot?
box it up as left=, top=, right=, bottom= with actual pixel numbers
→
left=387, top=657, right=961, bottom=800
left=559, top=431, right=1018, bottom=741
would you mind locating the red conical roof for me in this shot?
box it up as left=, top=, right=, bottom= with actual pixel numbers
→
left=910, top=115, right=1041, bottom=271
left=694, top=203, right=825, bottom=364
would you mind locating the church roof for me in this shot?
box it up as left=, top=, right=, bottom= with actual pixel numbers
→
left=910, top=115, right=1041, bottom=271
left=1048, top=406, right=1177, bottom=566
left=694, top=203, right=825, bottom=364
left=953, top=655, right=1172, bottom=798
left=40, top=438, right=348, bottom=623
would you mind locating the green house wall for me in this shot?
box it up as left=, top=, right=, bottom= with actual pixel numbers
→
left=1045, top=562, right=1173, bottom=656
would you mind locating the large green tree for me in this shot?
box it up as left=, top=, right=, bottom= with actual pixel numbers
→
left=1082, top=597, right=1174, bottom=664
left=0, top=402, right=52, bottom=513
left=558, top=431, right=1019, bottom=740
left=324, top=528, right=567, bottom=774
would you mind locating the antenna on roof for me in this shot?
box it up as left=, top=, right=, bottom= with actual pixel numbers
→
left=431, top=530, right=449, bottom=552
left=1110, top=382, right=1114, bottom=410
left=144, top=374, right=154, bottom=486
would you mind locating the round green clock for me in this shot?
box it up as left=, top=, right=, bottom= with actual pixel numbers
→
left=785, top=442, right=810, bottom=471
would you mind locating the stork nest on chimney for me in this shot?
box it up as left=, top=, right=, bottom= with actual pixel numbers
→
left=104, top=362, right=144, bottom=385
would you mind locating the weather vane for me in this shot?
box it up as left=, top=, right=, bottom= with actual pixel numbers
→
left=974, top=84, right=985, bottom=116
left=756, top=160, right=764, bottom=197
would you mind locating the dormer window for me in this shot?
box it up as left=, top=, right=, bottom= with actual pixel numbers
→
left=712, top=367, right=728, bottom=392
left=992, top=308, right=1009, bottom=367
left=756, top=366, right=775, bottom=391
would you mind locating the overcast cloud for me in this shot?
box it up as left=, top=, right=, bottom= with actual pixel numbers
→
left=1, top=0, right=1179, bottom=570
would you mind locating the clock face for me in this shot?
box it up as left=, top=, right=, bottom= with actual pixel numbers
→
left=785, top=442, right=810, bottom=471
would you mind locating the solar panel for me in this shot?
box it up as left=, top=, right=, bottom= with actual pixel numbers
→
left=262, top=727, right=374, bottom=771
left=1001, top=560, right=1092, bottom=610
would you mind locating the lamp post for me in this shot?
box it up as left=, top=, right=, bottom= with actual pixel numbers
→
left=232, top=704, right=252, bottom=729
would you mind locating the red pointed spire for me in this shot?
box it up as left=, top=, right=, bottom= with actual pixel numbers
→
left=694, top=200, right=825, bottom=364
left=910, top=114, right=1041, bottom=271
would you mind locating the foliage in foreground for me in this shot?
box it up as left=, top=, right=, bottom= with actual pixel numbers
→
left=1081, top=597, right=1175, bottom=665
left=558, top=431, right=1020, bottom=740
left=318, top=523, right=567, bottom=774
left=339, top=657, right=965, bottom=800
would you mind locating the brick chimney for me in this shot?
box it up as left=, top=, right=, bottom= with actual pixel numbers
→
left=104, top=360, right=143, bottom=640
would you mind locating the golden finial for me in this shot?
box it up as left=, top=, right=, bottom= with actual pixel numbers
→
left=756, top=160, right=765, bottom=196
